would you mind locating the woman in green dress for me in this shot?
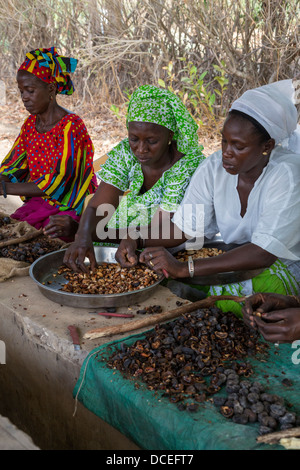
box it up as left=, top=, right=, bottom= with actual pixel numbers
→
left=63, top=85, right=205, bottom=272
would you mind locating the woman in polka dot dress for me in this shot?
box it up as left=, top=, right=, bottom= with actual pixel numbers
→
left=0, top=47, right=97, bottom=241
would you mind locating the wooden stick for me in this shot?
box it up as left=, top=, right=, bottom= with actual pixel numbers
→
left=256, top=427, right=300, bottom=445
left=83, top=295, right=245, bottom=340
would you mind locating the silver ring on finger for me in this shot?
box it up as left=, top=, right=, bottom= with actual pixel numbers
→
left=149, top=252, right=153, bottom=259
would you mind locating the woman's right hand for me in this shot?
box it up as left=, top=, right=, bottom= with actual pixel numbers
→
left=63, top=235, right=97, bottom=273
left=115, top=238, right=139, bottom=267
left=253, top=308, right=300, bottom=344
left=242, top=292, right=299, bottom=330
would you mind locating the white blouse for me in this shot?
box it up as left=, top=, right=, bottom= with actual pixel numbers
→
left=173, top=146, right=300, bottom=261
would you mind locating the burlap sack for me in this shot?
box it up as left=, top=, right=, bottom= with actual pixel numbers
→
left=0, top=212, right=66, bottom=282
left=0, top=257, right=30, bottom=282
left=0, top=212, right=42, bottom=248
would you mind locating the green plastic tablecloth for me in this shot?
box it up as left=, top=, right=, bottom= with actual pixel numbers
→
left=73, top=331, right=300, bottom=450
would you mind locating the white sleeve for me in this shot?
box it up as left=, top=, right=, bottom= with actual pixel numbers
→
left=251, top=162, right=300, bottom=260
left=172, top=152, right=220, bottom=239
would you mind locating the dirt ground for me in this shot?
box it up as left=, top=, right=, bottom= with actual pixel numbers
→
left=0, top=97, right=220, bottom=166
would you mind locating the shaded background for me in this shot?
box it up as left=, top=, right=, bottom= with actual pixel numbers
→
left=0, top=0, right=299, bottom=164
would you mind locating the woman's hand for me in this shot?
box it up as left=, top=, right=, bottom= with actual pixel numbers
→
left=43, top=214, right=79, bottom=240
left=115, top=238, right=139, bottom=267
left=63, top=235, right=97, bottom=273
left=242, top=292, right=299, bottom=330
left=139, top=246, right=188, bottom=279
left=253, top=308, right=300, bottom=343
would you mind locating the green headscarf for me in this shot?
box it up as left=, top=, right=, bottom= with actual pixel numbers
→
left=126, top=85, right=201, bottom=154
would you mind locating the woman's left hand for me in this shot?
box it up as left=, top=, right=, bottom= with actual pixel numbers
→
left=43, top=214, right=79, bottom=240
left=139, top=246, right=188, bottom=279
left=242, top=292, right=299, bottom=330
left=253, top=308, right=300, bottom=344
left=115, top=238, right=139, bottom=267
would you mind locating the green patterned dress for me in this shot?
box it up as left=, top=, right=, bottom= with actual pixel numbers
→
left=97, top=84, right=205, bottom=229
left=98, top=139, right=204, bottom=229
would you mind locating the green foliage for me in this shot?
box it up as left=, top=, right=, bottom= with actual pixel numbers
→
left=110, top=104, right=122, bottom=120
left=110, top=89, right=131, bottom=120
left=158, top=59, right=229, bottom=129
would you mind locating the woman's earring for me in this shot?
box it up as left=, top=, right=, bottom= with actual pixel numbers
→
left=262, top=151, right=268, bottom=155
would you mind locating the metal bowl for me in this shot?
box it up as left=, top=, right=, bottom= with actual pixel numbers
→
left=29, top=246, right=164, bottom=309
left=171, top=239, right=264, bottom=285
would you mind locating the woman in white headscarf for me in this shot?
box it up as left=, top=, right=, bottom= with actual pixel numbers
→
left=117, top=79, right=300, bottom=316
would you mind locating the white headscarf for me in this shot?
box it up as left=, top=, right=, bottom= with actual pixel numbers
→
left=230, top=79, right=300, bottom=154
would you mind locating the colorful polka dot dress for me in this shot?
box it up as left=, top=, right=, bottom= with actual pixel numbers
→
left=0, top=113, right=97, bottom=214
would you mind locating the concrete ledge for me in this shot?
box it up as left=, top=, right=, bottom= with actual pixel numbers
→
left=0, top=275, right=185, bottom=449
left=0, top=415, right=39, bottom=450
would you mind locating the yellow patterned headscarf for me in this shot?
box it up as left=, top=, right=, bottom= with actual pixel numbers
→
left=18, top=47, right=77, bottom=95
